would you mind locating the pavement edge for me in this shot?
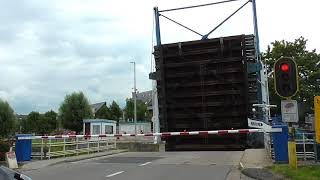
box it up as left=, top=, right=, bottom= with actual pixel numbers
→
left=20, top=149, right=128, bottom=171
left=238, top=149, right=283, bottom=180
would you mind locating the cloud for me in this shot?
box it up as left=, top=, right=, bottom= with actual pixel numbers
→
left=0, top=0, right=318, bottom=114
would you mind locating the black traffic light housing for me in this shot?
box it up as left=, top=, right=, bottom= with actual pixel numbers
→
left=274, top=57, right=298, bottom=98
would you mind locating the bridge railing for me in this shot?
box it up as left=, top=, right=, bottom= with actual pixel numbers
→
left=265, top=132, right=316, bottom=161
left=30, top=136, right=117, bottom=160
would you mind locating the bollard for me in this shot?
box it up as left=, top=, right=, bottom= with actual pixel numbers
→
left=288, top=126, right=297, bottom=169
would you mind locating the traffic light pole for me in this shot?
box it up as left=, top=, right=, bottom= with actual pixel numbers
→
left=274, top=57, right=299, bottom=169
left=314, top=96, right=320, bottom=161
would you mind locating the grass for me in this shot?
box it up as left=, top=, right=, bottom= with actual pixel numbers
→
left=269, top=164, right=320, bottom=180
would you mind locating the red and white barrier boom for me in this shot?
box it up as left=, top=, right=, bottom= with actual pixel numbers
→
left=17, top=121, right=281, bottom=140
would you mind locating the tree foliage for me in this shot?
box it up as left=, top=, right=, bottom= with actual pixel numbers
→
left=21, top=110, right=58, bottom=135
left=22, top=111, right=41, bottom=134
left=40, top=110, right=58, bottom=134
left=109, top=101, right=122, bottom=121
left=124, top=98, right=151, bottom=122
left=0, top=99, right=15, bottom=138
left=95, top=105, right=111, bottom=119
left=59, top=92, right=93, bottom=133
left=263, top=37, right=320, bottom=116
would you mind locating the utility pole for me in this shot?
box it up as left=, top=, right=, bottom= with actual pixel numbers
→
left=130, top=61, right=137, bottom=134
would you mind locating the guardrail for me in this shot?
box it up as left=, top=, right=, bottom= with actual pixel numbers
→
left=265, top=132, right=316, bottom=161
left=31, top=137, right=116, bottom=160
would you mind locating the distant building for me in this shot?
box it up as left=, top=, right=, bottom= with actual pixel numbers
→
left=83, top=119, right=116, bottom=135
left=16, top=114, right=28, bottom=120
left=133, top=90, right=153, bottom=113
left=90, top=102, right=107, bottom=118
left=119, top=122, right=151, bottom=134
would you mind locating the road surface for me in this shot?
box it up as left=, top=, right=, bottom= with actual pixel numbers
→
left=23, top=151, right=253, bottom=180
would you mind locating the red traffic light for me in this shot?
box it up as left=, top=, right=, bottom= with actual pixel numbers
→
left=274, top=57, right=298, bottom=98
left=280, top=63, right=289, bottom=72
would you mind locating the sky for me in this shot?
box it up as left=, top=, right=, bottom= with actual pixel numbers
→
left=0, top=0, right=319, bottom=114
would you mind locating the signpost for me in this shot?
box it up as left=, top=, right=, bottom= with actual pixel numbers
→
left=274, top=57, right=299, bottom=169
left=281, top=100, right=298, bottom=169
left=315, top=96, right=320, bottom=161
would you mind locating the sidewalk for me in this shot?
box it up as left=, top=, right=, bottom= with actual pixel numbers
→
left=20, top=149, right=128, bottom=171
left=239, top=149, right=282, bottom=180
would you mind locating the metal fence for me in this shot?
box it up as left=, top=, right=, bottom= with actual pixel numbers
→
left=264, top=132, right=316, bottom=161
left=31, top=137, right=117, bottom=160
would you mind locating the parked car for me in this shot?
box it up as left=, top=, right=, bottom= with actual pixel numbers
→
left=0, top=166, right=32, bottom=180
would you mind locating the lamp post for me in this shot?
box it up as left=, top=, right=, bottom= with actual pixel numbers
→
left=130, top=61, right=137, bottom=134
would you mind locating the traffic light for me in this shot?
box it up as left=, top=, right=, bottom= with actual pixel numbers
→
left=274, top=57, right=298, bottom=98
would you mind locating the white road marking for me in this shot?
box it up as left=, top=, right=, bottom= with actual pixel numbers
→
left=239, top=162, right=244, bottom=169
left=106, top=171, right=124, bottom=178
left=138, top=161, right=152, bottom=166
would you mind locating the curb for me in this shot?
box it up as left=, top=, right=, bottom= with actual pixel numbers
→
left=239, top=150, right=281, bottom=180
left=21, top=149, right=128, bottom=170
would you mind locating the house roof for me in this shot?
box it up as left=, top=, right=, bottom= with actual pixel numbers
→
left=90, top=102, right=106, bottom=114
left=16, top=114, right=28, bottom=120
left=83, top=119, right=116, bottom=124
left=134, top=90, right=152, bottom=106
left=119, top=122, right=151, bottom=125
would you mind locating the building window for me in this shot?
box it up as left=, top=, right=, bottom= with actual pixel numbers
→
left=105, top=125, right=113, bottom=134
left=92, top=125, right=100, bottom=135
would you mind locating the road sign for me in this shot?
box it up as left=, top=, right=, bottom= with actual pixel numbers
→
left=248, top=118, right=273, bottom=132
left=281, top=100, right=299, bottom=123
left=5, top=151, right=18, bottom=169
left=315, top=96, right=320, bottom=143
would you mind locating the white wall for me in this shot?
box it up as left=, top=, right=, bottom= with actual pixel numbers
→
left=89, top=122, right=116, bottom=135
left=119, top=123, right=151, bottom=134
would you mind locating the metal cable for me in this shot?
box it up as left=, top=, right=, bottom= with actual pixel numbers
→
left=159, top=14, right=203, bottom=37
left=203, top=0, right=250, bottom=39
left=159, top=0, right=241, bottom=12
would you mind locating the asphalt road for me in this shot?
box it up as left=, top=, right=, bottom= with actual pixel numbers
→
left=23, top=151, right=253, bottom=180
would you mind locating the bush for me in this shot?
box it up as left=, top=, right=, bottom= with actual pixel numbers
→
left=0, top=141, right=10, bottom=161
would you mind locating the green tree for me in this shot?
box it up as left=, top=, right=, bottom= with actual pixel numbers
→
left=95, top=105, right=111, bottom=119
left=38, top=110, right=58, bottom=135
left=124, top=98, right=134, bottom=121
left=20, top=118, right=29, bottom=134
left=59, top=92, right=93, bottom=133
left=124, top=98, right=151, bottom=122
left=44, top=110, right=58, bottom=130
left=109, top=101, right=122, bottom=121
left=24, top=111, right=41, bottom=134
left=263, top=37, right=320, bottom=117
left=0, top=99, right=15, bottom=138
left=21, top=111, right=58, bottom=135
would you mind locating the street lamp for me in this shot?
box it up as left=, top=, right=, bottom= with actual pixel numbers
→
left=130, top=61, right=137, bottom=134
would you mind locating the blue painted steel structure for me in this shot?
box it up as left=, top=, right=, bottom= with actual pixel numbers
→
left=251, top=0, right=260, bottom=55
left=154, top=7, right=161, bottom=48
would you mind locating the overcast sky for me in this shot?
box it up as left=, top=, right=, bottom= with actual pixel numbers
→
left=0, top=0, right=319, bottom=114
